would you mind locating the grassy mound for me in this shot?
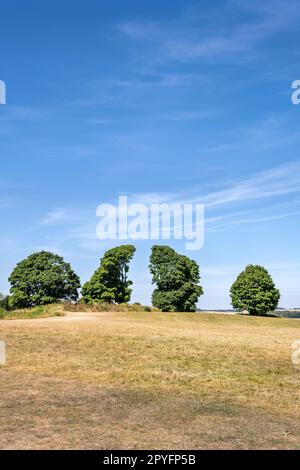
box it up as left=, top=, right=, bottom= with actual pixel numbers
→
left=63, top=301, right=157, bottom=313
left=0, top=304, right=64, bottom=320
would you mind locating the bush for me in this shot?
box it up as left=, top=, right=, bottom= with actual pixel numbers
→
left=0, top=308, right=6, bottom=319
left=2, top=304, right=64, bottom=319
left=63, top=301, right=155, bottom=313
left=0, top=295, right=10, bottom=311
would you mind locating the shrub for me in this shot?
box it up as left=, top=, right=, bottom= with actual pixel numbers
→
left=0, top=308, right=6, bottom=319
left=3, top=304, right=64, bottom=319
left=63, top=301, right=154, bottom=313
left=0, top=295, right=10, bottom=311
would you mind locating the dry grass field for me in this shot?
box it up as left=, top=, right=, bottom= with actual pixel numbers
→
left=0, top=309, right=300, bottom=449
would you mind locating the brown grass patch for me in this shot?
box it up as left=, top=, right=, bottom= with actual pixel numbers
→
left=0, top=311, right=300, bottom=449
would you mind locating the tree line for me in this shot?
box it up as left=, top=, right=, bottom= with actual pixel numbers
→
left=0, top=245, right=280, bottom=316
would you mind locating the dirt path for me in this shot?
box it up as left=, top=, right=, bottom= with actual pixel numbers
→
left=0, top=311, right=112, bottom=325
left=1, top=310, right=237, bottom=326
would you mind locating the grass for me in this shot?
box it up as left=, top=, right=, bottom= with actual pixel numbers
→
left=63, top=301, right=156, bottom=313
left=0, top=304, right=65, bottom=320
left=0, top=310, right=300, bottom=449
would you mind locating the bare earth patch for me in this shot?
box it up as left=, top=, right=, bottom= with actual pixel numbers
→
left=0, top=311, right=300, bottom=449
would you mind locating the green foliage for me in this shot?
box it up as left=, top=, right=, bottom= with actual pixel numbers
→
left=0, top=294, right=10, bottom=311
left=230, top=265, right=280, bottom=316
left=82, top=245, right=136, bottom=304
left=0, top=293, right=8, bottom=318
left=8, top=251, right=81, bottom=309
left=0, top=308, right=6, bottom=319
left=149, top=245, right=203, bottom=312
left=2, top=304, right=64, bottom=319
left=64, top=301, right=153, bottom=312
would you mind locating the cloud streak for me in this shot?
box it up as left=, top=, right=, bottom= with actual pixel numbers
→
left=129, top=160, right=300, bottom=233
left=118, top=1, right=300, bottom=64
left=201, top=161, right=300, bottom=207
left=133, top=160, right=300, bottom=209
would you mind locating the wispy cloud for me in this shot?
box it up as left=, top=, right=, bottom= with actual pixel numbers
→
left=118, top=1, right=300, bottom=64
left=201, top=161, right=300, bottom=207
left=133, top=160, right=300, bottom=209
left=155, top=111, right=216, bottom=121
left=37, top=207, right=102, bottom=254
left=0, top=105, right=52, bottom=122
left=41, top=208, right=73, bottom=225
left=72, top=72, right=205, bottom=108
left=92, top=72, right=203, bottom=92
left=40, top=207, right=93, bottom=227
left=30, top=160, right=300, bottom=259
left=207, top=211, right=300, bottom=233
left=203, top=115, right=300, bottom=155
left=128, top=160, right=300, bottom=233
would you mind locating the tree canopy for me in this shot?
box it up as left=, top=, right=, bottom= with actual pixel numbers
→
left=149, top=245, right=203, bottom=312
left=8, top=251, right=81, bottom=309
left=230, top=264, right=280, bottom=315
left=81, top=245, right=136, bottom=304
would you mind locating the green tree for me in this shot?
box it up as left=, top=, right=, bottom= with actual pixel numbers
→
left=230, top=265, right=280, bottom=316
left=149, top=245, right=203, bottom=312
left=8, top=251, right=81, bottom=309
left=82, top=245, right=136, bottom=304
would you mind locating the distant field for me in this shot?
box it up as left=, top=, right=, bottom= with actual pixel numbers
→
left=0, top=310, right=300, bottom=449
left=274, top=311, right=300, bottom=319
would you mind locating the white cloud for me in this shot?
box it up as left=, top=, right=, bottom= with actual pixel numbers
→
left=201, top=161, right=300, bottom=207
left=33, top=160, right=300, bottom=256
left=118, top=1, right=300, bottom=64
left=0, top=105, right=52, bottom=122
left=41, top=208, right=73, bottom=225
left=155, top=111, right=216, bottom=121
left=124, top=160, right=300, bottom=234
left=132, top=160, right=300, bottom=209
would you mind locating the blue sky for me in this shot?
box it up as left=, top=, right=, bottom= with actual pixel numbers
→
left=1, top=0, right=300, bottom=308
